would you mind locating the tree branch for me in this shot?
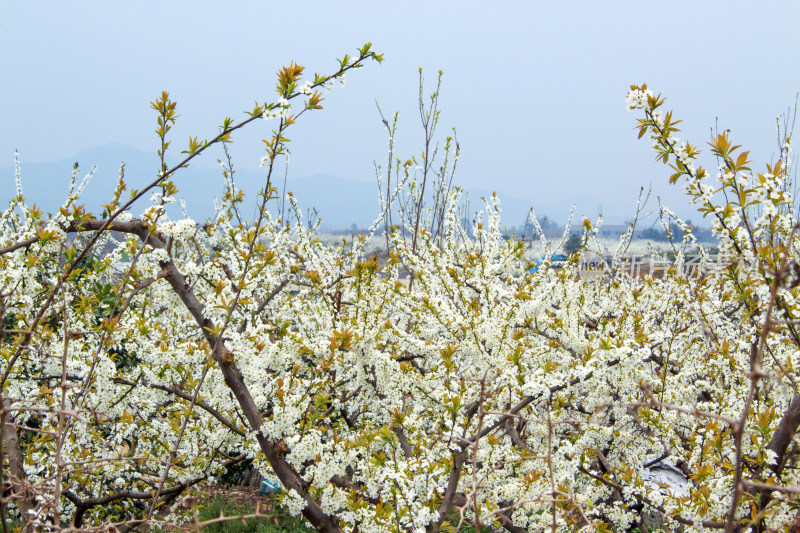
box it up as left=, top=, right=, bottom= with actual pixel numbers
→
left=112, top=377, right=245, bottom=437
left=0, top=237, right=38, bottom=256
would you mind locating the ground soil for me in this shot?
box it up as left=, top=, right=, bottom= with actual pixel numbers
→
left=155, top=483, right=282, bottom=531
left=192, top=483, right=274, bottom=510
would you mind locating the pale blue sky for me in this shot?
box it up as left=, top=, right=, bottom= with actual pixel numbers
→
left=2, top=1, right=799, bottom=224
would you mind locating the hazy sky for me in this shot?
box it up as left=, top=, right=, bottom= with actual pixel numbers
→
left=3, top=1, right=799, bottom=224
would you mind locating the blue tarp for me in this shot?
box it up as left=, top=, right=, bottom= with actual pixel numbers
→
left=260, top=478, right=282, bottom=494
left=529, top=254, right=568, bottom=272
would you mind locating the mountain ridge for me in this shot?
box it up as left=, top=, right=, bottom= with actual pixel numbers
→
left=1, top=144, right=607, bottom=230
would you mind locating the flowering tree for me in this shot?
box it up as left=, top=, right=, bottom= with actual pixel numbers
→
left=0, top=44, right=385, bottom=530
left=2, top=47, right=800, bottom=533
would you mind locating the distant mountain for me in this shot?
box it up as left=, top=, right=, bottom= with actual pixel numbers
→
left=0, top=144, right=603, bottom=231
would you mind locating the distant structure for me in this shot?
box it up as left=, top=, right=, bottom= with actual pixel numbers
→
left=565, top=224, right=643, bottom=238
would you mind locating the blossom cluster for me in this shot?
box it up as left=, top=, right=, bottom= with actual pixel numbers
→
left=263, top=97, right=292, bottom=121
left=625, top=84, right=654, bottom=110
left=157, top=218, right=197, bottom=239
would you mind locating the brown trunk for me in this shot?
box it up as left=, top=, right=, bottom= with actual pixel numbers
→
left=1, top=400, right=32, bottom=521
left=160, top=253, right=342, bottom=532
left=752, top=393, right=800, bottom=531
left=766, top=393, right=800, bottom=477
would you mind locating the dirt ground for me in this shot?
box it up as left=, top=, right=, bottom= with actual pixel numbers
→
left=192, top=483, right=274, bottom=509
left=161, top=483, right=283, bottom=531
